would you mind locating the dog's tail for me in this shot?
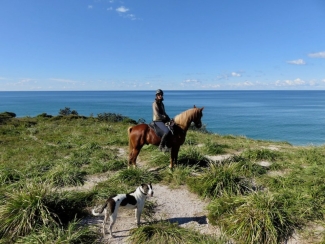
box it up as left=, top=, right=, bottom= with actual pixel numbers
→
left=91, top=203, right=107, bottom=216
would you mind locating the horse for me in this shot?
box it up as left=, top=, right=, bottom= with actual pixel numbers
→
left=127, top=105, right=204, bottom=169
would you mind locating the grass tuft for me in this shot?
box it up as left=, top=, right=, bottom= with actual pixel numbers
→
left=112, top=167, right=160, bottom=186
left=46, top=161, right=86, bottom=187
left=187, top=162, right=253, bottom=198
left=15, top=218, right=100, bottom=244
left=128, top=220, right=225, bottom=244
left=0, top=182, right=58, bottom=239
left=207, top=192, right=298, bottom=243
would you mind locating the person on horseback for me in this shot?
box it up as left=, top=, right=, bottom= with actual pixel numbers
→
left=153, top=89, right=171, bottom=152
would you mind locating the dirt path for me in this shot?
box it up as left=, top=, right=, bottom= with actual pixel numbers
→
left=81, top=181, right=217, bottom=244
left=78, top=149, right=228, bottom=243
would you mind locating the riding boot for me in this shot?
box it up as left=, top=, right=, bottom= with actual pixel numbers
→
left=159, top=133, right=169, bottom=152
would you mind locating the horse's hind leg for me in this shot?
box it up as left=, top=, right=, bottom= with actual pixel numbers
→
left=128, top=148, right=138, bottom=168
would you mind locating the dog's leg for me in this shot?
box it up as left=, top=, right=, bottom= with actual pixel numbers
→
left=135, top=208, right=142, bottom=226
left=109, top=212, right=117, bottom=238
left=102, top=209, right=107, bottom=237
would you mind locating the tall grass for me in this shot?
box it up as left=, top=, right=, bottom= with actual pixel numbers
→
left=207, top=192, right=298, bottom=243
left=128, top=221, right=225, bottom=244
left=160, top=165, right=197, bottom=186
left=187, top=162, right=253, bottom=198
left=177, top=147, right=210, bottom=167
left=15, top=219, right=100, bottom=244
left=46, top=161, right=86, bottom=187
left=112, top=167, right=160, bottom=186
left=0, top=182, right=58, bottom=239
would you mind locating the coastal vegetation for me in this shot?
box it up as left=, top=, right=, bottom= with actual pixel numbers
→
left=1, top=110, right=325, bottom=243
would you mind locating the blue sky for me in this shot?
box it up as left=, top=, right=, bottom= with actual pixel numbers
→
left=1, top=0, right=325, bottom=91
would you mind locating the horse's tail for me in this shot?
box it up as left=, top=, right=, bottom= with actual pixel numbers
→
left=128, top=126, right=133, bottom=135
left=128, top=126, right=134, bottom=155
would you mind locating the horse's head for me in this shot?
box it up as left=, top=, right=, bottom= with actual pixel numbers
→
left=174, top=105, right=204, bottom=131
left=192, top=105, right=204, bottom=128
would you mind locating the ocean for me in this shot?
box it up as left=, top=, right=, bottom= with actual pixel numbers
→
left=1, top=90, right=325, bottom=146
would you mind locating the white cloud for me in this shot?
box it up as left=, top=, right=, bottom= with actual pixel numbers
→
left=116, top=6, right=129, bottom=13
left=49, top=78, right=77, bottom=84
left=275, top=78, right=305, bottom=86
left=231, top=72, right=241, bottom=77
left=183, top=79, right=201, bottom=84
left=308, top=51, right=325, bottom=58
left=286, top=59, right=306, bottom=65
left=88, top=5, right=93, bottom=9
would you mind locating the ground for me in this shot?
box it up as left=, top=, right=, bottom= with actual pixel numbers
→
left=77, top=149, right=219, bottom=244
left=76, top=147, right=322, bottom=244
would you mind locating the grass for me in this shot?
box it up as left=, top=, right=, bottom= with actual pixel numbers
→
left=14, top=219, right=100, bottom=244
left=1, top=112, right=325, bottom=243
left=0, top=182, right=58, bottom=239
left=128, top=221, right=225, bottom=244
left=207, top=192, right=298, bottom=243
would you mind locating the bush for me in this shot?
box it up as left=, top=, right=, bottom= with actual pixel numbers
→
left=36, top=113, right=53, bottom=118
left=58, top=107, right=78, bottom=116
left=0, top=112, right=16, bottom=123
left=97, top=112, right=136, bottom=123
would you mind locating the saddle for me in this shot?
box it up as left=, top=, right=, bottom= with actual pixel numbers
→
left=149, top=119, right=175, bottom=138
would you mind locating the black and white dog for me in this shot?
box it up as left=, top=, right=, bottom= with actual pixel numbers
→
left=92, top=183, right=154, bottom=238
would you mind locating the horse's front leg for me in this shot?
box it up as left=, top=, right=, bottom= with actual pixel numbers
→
left=170, top=145, right=180, bottom=169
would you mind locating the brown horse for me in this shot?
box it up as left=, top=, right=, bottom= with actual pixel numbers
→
left=127, top=105, right=204, bottom=169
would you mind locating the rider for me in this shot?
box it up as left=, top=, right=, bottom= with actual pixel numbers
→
left=153, top=89, right=170, bottom=152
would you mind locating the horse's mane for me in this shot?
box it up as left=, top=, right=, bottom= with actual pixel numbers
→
left=174, top=108, right=199, bottom=130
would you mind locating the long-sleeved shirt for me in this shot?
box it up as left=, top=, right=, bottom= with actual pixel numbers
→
left=152, top=100, right=169, bottom=122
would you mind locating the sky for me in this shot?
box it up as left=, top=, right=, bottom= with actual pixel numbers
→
left=1, top=0, right=325, bottom=91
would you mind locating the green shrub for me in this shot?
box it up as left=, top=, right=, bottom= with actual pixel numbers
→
left=58, top=107, right=78, bottom=116
left=36, top=113, right=53, bottom=118
left=97, top=112, right=136, bottom=123
left=0, top=111, right=16, bottom=123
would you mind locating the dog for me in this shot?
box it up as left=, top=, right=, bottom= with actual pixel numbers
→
left=92, top=183, right=154, bottom=238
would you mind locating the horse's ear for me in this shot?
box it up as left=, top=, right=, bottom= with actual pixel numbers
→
left=201, top=107, right=204, bottom=111
left=193, top=105, right=196, bottom=108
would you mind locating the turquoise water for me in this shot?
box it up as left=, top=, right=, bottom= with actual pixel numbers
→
left=1, top=90, right=325, bottom=146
